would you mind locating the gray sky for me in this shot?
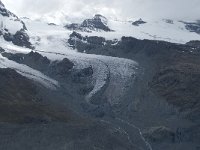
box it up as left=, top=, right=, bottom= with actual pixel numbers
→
left=2, top=0, right=200, bottom=23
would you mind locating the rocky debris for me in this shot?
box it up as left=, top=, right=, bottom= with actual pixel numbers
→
left=77, top=66, right=93, bottom=77
left=72, top=66, right=93, bottom=83
left=143, top=126, right=175, bottom=143
left=132, top=18, right=147, bottom=26
left=49, top=58, right=74, bottom=77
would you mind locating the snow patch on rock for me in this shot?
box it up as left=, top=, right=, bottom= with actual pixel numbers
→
left=0, top=53, right=59, bottom=90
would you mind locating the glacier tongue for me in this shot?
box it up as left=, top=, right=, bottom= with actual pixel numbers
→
left=30, top=49, right=138, bottom=105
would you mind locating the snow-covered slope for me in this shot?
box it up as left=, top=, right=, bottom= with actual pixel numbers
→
left=1, top=18, right=138, bottom=105
left=0, top=1, right=25, bottom=34
left=0, top=1, right=31, bottom=48
left=61, top=14, right=200, bottom=44
left=75, top=17, right=200, bottom=44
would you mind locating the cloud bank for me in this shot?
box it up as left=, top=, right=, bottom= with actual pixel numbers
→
left=2, top=0, right=200, bottom=23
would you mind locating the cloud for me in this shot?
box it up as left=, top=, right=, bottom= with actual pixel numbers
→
left=2, top=0, right=200, bottom=23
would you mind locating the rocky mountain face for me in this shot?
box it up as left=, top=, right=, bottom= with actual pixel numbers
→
left=0, top=50, right=137, bottom=150
left=68, top=33, right=200, bottom=149
left=182, top=20, right=200, bottom=34
left=0, top=0, right=32, bottom=48
left=0, top=67, right=136, bottom=150
left=0, top=0, right=11, bottom=17
left=0, top=68, right=73, bottom=124
left=65, top=14, right=112, bottom=32
left=132, top=18, right=147, bottom=26
left=69, top=33, right=200, bottom=120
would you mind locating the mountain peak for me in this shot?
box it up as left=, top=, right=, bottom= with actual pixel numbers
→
left=65, top=14, right=112, bottom=32
left=93, top=14, right=108, bottom=25
left=80, top=14, right=111, bottom=31
left=132, top=18, right=146, bottom=26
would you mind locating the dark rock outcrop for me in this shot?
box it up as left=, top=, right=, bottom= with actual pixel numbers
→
left=2, top=51, right=50, bottom=72
left=182, top=21, right=200, bottom=34
left=49, top=58, right=74, bottom=77
left=68, top=32, right=106, bottom=51
left=3, top=31, right=13, bottom=41
left=81, top=14, right=111, bottom=32
left=12, top=29, right=32, bottom=48
left=132, top=18, right=147, bottom=26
